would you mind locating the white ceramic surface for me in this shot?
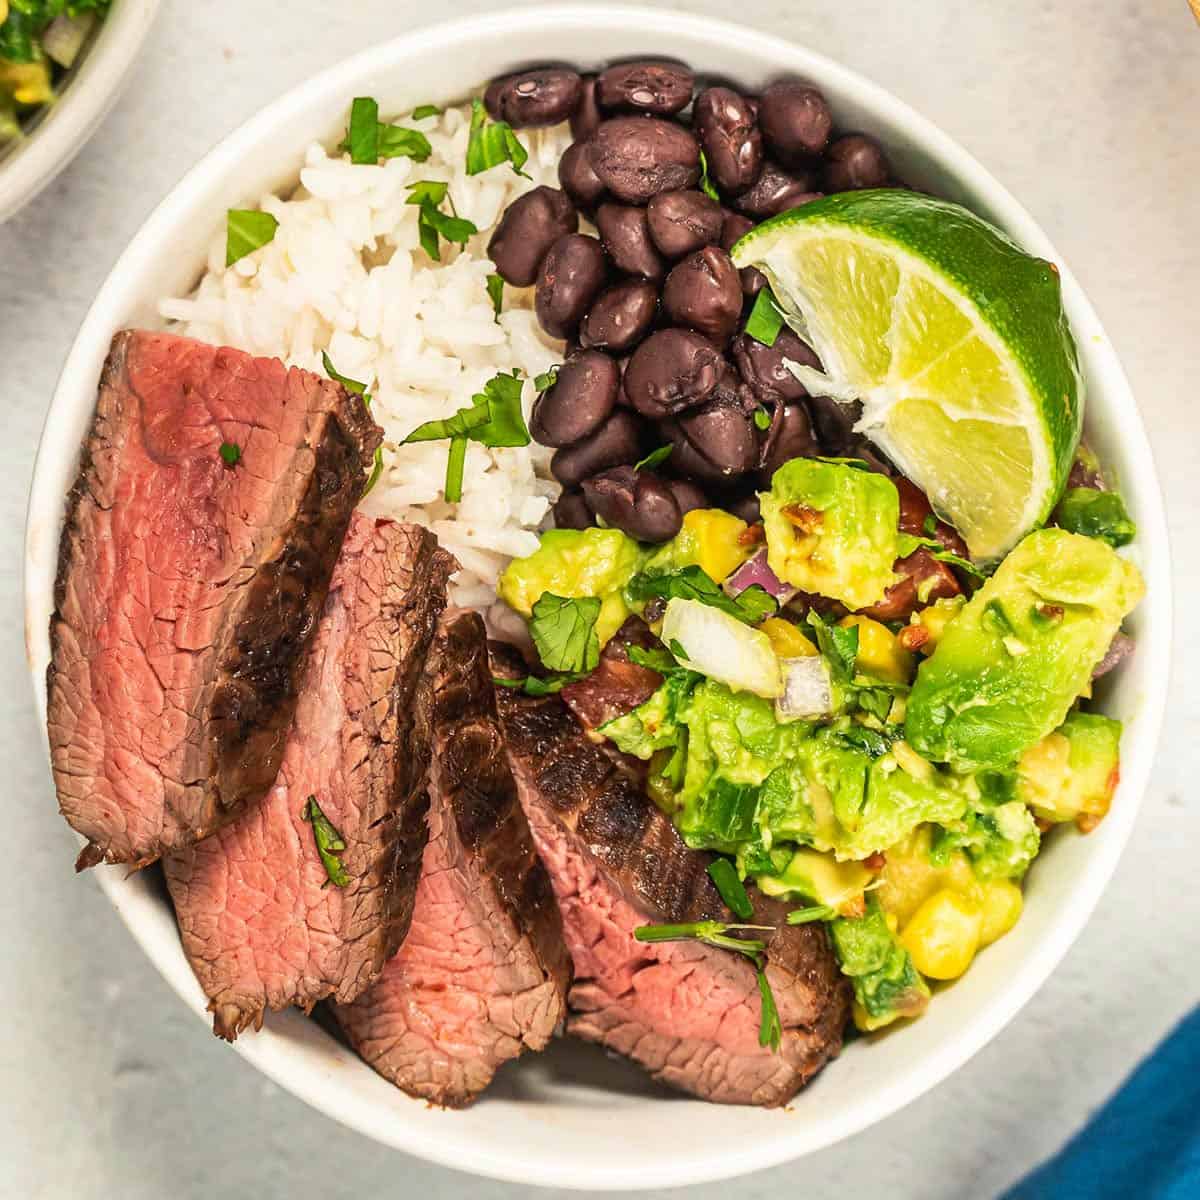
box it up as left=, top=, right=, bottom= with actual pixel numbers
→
left=0, top=0, right=159, bottom=224
left=22, top=7, right=1171, bottom=1191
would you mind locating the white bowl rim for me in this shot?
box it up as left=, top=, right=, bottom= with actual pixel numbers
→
left=0, top=0, right=161, bottom=224
left=22, top=5, right=1172, bottom=1189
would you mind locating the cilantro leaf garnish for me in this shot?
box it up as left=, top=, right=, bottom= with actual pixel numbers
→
left=697, top=149, right=720, bottom=202
left=632, top=918, right=784, bottom=1051
left=218, top=442, right=241, bottom=467
left=302, top=796, right=351, bottom=888
left=486, top=272, right=504, bottom=320
left=321, top=353, right=383, bottom=496
left=626, top=565, right=778, bottom=625
left=534, top=365, right=560, bottom=393
left=786, top=904, right=835, bottom=925
left=528, top=593, right=602, bottom=674
left=634, top=444, right=673, bottom=472
left=343, top=96, right=432, bottom=164
left=707, top=858, right=754, bottom=919
left=757, top=967, right=782, bottom=1050
left=399, top=369, right=529, bottom=503
left=745, top=287, right=785, bottom=347
left=805, top=610, right=859, bottom=683
left=465, top=98, right=530, bottom=178
left=493, top=671, right=586, bottom=697
left=225, top=210, right=279, bottom=267
left=405, top=179, right=477, bottom=261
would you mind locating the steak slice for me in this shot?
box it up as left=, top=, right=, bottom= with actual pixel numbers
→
left=48, top=330, right=382, bottom=869
left=164, top=515, right=454, bottom=1040
left=492, top=646, right=850, bottom=1107
left=334, top=613, right=570, bottom=1106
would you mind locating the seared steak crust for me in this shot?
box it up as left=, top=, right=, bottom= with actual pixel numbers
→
left=335, top=614, right=569, bottom=1106
left=165, top=516, right=454, bottom=1040
left=492, top=644, right=850, bottom=1107
left=48, top=331, right=381, bottom=869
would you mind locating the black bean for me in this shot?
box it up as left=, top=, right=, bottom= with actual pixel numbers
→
left=589, top=117, right=701, bottom=204
left=583, top=466, right=682, bottom=542
left=734, top=162, right=823, bottom=218
left=646, top=189, right=723, bottom=259
left=570, top=75, right=603, bottom=140
left=758, top=80, right=833, bottom=163
left=671, top=396, right=759, bottom=481
left=551, top=409, right=645, bottom=487
left=484, top=68, right=583, bottom=128
left=723, top=490, right=762, bottom=524
left=553, top=489, right=594, bottom=530
left=694, top=87, right=763, bottom=195
left=720, top=209, right=766, bottom=296
left=662, top=246, right=743, bottom=346
left=666, top=476, right=709, bottom=515
left=720, top=208, right=753, bottom=250
left=579, top=279, right=658, bottom=354
left=595, top=202, right=666, bottom=281
left=807, top=393, right=861, bottom=455
left=732, top=329, right=820, bottom=402
left=757, top=401, right=819, bottom=485
left=623, top=328, right=724, bottom=418
left=823, top=133, right=890, bottom=191
left=596, top=61, right=695, bottom=116
left=487, top=187, right=578, bottom=287
left=530, top=350, right=620, bottom=447
left=535, top=234, right=608, bottom=339
left=558, top=141, right=607, bottom=209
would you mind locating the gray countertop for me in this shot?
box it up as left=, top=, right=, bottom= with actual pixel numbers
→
left=3, top=2, right=1197, bottom=1196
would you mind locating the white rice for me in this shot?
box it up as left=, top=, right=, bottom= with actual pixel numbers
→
left=159, top=103, right=572, bottom=613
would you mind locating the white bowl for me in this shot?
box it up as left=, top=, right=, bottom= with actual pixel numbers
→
left=0, top=0, right=160, bottom=224
left=22, top=6, right=1171, bottom=1190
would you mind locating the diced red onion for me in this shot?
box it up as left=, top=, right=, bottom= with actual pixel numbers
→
left=42, top=13, right=94, bottom=68
left=776, top=656, right=834, bottom=721
left=724, top=549, right=797, bottom=604
left=1092, top=632, right=1134, bottom=680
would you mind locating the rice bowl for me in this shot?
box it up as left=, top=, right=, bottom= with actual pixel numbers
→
left=23, top=7, right=1170, bottom=1189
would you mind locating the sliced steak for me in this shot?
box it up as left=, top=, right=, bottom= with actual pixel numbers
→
left=492, top=646, right=850, bottom=1107
left=559, top=617, right=663, bottom=730
left=335, top=613, right=570, bottom=1106
left=48, top=330, right=382, bottom=869
left=164, top=515, right=454, bottom=1040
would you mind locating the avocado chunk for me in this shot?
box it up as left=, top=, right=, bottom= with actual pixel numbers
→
left=1017, top=710, right=1122, bottom=826
left=830, top=897, right=930, bottom=1031
left=905, top=528, right=1144, bottom=770
left=757, top=847, right=873, bottom=909
left=1055, top=487, right=1136, bottom=548
left=642, top=508, right=752, bottom=583
left=600, top=669, right=698, bottom=760
left=930, top=771, right=1040, bottom=880
left=498, top=527, right=644, bottom=647
left=759, top=458, right=899, bottom=610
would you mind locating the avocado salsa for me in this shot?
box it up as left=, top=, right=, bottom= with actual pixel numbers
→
left=497, top=455, right=1143, bottom=1034
left=0, top=0, right=110, bottom=146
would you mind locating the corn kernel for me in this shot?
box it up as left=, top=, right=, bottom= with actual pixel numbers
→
left=913, top=596, right=966, bottom=652
left=901, top=889, right=982, bottom=980
left=839, top=614, right=914, bottom=684
left=682, top=509, right=752, bottom=583
left=1, top=61, right=53, bottom=106
left=762, top=617, right=817, bottom=658
left=978, top=880, right=1023, bottom=946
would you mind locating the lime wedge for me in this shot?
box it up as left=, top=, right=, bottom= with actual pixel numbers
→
left=731, top=191, right=1082, bottom=562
